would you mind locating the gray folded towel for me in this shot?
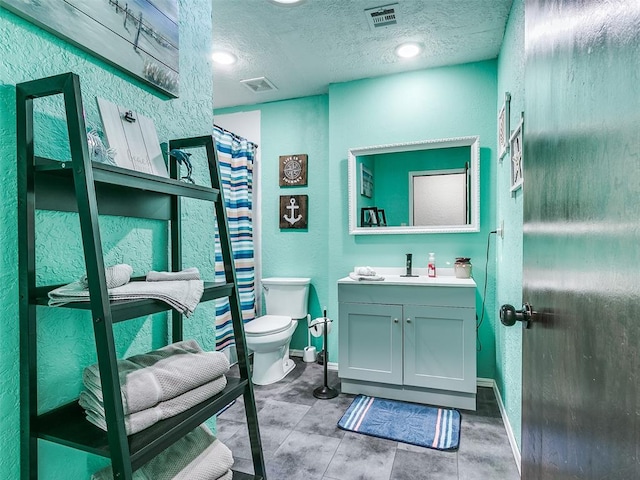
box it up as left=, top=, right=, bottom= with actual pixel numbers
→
left=80, top=375, right=228, bottom=435
left=82, top=340, right=230, bottom=415
left=81, top=263, right=133, bottom=289
left=48, top=279, right=204, bottom=317
left=91, top=425, right=234, bottom=480
left=147, top=267, right=201, bottom=282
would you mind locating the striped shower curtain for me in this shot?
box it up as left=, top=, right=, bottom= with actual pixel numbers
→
left=212, top=125, right=257, bottom=351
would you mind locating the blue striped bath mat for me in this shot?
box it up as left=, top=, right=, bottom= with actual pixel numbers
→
left=337, top=395, right=461, bottom=451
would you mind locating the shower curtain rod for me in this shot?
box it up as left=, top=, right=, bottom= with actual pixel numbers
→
left=214, top=124, right=259, bottom=149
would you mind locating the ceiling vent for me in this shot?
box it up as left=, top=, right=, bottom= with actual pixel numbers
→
left=364, top=3, right=400, bottom=30
left=240, top=76, right=278, bottom=93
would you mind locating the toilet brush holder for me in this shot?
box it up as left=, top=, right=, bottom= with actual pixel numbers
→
left=303, top=346, right=317, bottom=363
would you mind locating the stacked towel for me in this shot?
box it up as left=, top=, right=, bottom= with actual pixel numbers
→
left=81, top=264, right=133, bottom=289
left=91, top=424, right=234, bottom=480
left=80, top=340, right=230, bottom=435
left=147, top=267, right=201, bottom=282
left=48, top=278, right=204, bottom=317
left=349, top=266, right=385, bottom=282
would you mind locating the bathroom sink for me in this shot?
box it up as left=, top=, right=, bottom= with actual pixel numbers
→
left=339, top=267, right=476, bottom=287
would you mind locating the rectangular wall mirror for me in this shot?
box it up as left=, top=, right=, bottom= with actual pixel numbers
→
left=348, top=136, right=480, bottom=235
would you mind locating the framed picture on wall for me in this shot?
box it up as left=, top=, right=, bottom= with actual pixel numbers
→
left=279, top=154, right=308, bottom=186
left=509, top=113, right=524, bottom=192
left=360, top=164, right=373, bottom=198
left=280, top=195, right=308, bottom=229
left=498, top=92, right=511, bottom=161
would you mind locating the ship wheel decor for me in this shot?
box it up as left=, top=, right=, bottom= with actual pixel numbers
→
left=279, top=154, right=308, bottom=187
left=279, top=195, right=308, bottom=229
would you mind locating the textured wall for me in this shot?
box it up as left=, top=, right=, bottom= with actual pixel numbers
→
left=219, top=61, right=499, bottom=377
left=495, top=0, right=525, bottom=450
left=0, top=1, right=214, bottom=478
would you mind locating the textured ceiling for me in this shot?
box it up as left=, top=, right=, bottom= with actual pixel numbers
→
left=212, top=0, right=514, bottom=109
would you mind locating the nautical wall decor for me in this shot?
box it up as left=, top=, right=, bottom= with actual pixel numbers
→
left=280, top=195, right=308, bottom=229
left=0, top=0, right=179, bottom=97
left=279, top=154, right=308, bottom=187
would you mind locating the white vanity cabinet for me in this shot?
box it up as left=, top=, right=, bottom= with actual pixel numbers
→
left=338, top=274, right=477, bottom=410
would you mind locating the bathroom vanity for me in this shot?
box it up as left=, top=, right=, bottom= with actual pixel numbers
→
left=338, top=269, right=477, bottom=410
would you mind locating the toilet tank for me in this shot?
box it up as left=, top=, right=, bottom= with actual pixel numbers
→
left=262, top=277, right=311, bottom=319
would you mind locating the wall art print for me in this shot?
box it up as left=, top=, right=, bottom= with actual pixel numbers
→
left=279, top=154, right=308, bottom=186
left=498, top=92, right=511, bottom=161
left=509, top=113, right=524, bottom=192
left=279, top=195, right=308, bottom=229
left=1, top=0, right=179, bottom=97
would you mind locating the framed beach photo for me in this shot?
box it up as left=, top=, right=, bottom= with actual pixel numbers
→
left=376, top=209, right=387, bottom=226
left=509, top=114, right=524, bottom=192
left=498, top=92, right=511, bottom=161
left=360, top=164, right=373, bottom=198
left=360, top=207, right=378, bottom=227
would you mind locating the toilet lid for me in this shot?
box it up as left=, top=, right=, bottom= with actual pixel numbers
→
left=246, top=315, right=292, bottom=336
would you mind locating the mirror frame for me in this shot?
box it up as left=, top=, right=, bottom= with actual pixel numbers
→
left=348, top=136, right=480, bottom=235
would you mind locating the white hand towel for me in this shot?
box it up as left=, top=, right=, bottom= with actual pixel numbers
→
left=91, top=425, right=234, bottom=480
left=146, top=267, right=201, bottom=282
left=48, top=279, right=204, bottom=317
left=349, top=272, right=385, bottom=282
left=82, top=339, right=230, bottom=415
left=80, top=375, right=228, bottom=435
left=81, top=264, right=133, bottom=289
left=354, top=266, right=377, bottom=276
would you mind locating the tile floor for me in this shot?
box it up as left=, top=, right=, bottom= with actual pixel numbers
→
left=216, top=358, right=520, bottom=480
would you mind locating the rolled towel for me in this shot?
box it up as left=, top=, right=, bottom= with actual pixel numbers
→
left=91, top=425, right=234, bottom=480
left=80, top=375, right=228, bottom=435
left=147, top=267, right=201, bottom=282
left=48, top=279, right=204, bottom=317
left=81, top=264, right=133, bottom=289
left=354, top=266, right=377, bottom=276
left=82, top=339, right=230, bottom=415
left=216, top=471, right=233, bottom=480
left=349, top=272, right=385, bottom=282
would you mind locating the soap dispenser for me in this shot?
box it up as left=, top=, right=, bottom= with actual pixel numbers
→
left=428, top=252, right=436, bottom=277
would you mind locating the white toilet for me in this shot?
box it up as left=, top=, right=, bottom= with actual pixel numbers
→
left=245, top=277, right=311, bottom=385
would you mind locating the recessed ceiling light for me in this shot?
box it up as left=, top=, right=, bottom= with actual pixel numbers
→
left=395, top=42, right=422, bottom=59
left=269, top=0, right=305, bottom=5
left=212, top=50, right=237, bottom=65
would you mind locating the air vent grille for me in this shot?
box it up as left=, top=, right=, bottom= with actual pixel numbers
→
left=365, top=3, right=399, bottom=29
left=240, top=77, right=277, bottom=93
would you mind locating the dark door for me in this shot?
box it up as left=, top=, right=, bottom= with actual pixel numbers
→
left=523, top=1, right=640, bottom=479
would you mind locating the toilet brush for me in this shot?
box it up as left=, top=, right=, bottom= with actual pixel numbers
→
left=303, top=314, right=316, bottom=362
left=310, top=309, right=339, bottom=399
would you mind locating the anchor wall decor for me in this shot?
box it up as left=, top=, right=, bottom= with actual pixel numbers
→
left=279, top=195, right=308, bottom=229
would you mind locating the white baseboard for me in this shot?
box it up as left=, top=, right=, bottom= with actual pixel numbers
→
left=290, top=349, right=338, bottom=371
left=488, top=379, right=522, bottom=475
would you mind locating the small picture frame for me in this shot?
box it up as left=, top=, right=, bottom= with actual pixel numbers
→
left=279, top=195, right=308, bottom=229
left=360, top=207, right=378, bottom=227
left=279, top=154, right=308, bottom=186
left=509, top=114, right=524, bottom=192
left=498, top=92, right=511, bottom=161
left=376, top=209, right=387, bottom=226
left=360, top=164, right=373, bottom=198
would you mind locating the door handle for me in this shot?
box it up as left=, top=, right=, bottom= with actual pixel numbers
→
left=406, top=318, right=411, bottom=323
left=393, top=318, right=399, bottom=323
left=500, top=303, right=535, bottom=329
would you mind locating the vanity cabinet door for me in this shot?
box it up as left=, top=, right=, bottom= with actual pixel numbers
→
left=338, top=302, right=403, bottom=385
left=403, top=305, right=476, bottom=393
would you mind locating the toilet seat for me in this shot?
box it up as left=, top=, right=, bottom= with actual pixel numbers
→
left=245, top=315, right=292, bottom=336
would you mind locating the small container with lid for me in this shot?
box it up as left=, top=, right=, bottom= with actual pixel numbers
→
left=454, top=257, right=472, bottom=279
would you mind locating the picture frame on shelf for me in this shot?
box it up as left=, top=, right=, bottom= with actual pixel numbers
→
left=360, top=164, right=373, bottom=198
left=498, top=92, right=511, bottom=161
left=360, top=207, right=378, bottom=227
left=376, top=209, right=387, bottom=226
left=509, top=113, right=524, bottom=192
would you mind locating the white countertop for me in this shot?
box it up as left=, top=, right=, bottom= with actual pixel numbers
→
left=338, top=267, right=476, bottom=287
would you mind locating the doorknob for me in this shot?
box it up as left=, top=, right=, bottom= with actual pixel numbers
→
left=500, top=303, right=535, bottom=329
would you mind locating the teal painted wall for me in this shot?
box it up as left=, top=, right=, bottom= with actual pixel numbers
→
left=0, top=1, right=215, bottom=478
left=219, top=60, right=499, bottom=379
left=495, top=0, right=525, bottom=449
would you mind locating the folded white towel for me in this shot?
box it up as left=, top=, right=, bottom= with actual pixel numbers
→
left=81, top=264, right=133, bottom=289
left=48, top=279, right=204, bottom=317
left=146, top=267, right=201, bottom=282
left=91, top=425, right=234, bottom=480
left=82, top=339, right=230, bottom=415
left=349, top=272, right=385, bottom=282
left=217, top=470, right=233, bottom=480
left=354, top=266, right=377, bottom=276
left=80, top=375, right=227, bottom=435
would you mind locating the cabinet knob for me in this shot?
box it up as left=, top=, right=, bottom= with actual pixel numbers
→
left=393, top=318, right=399, bottom=323
left=406, top=318, right=411, bottom=323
